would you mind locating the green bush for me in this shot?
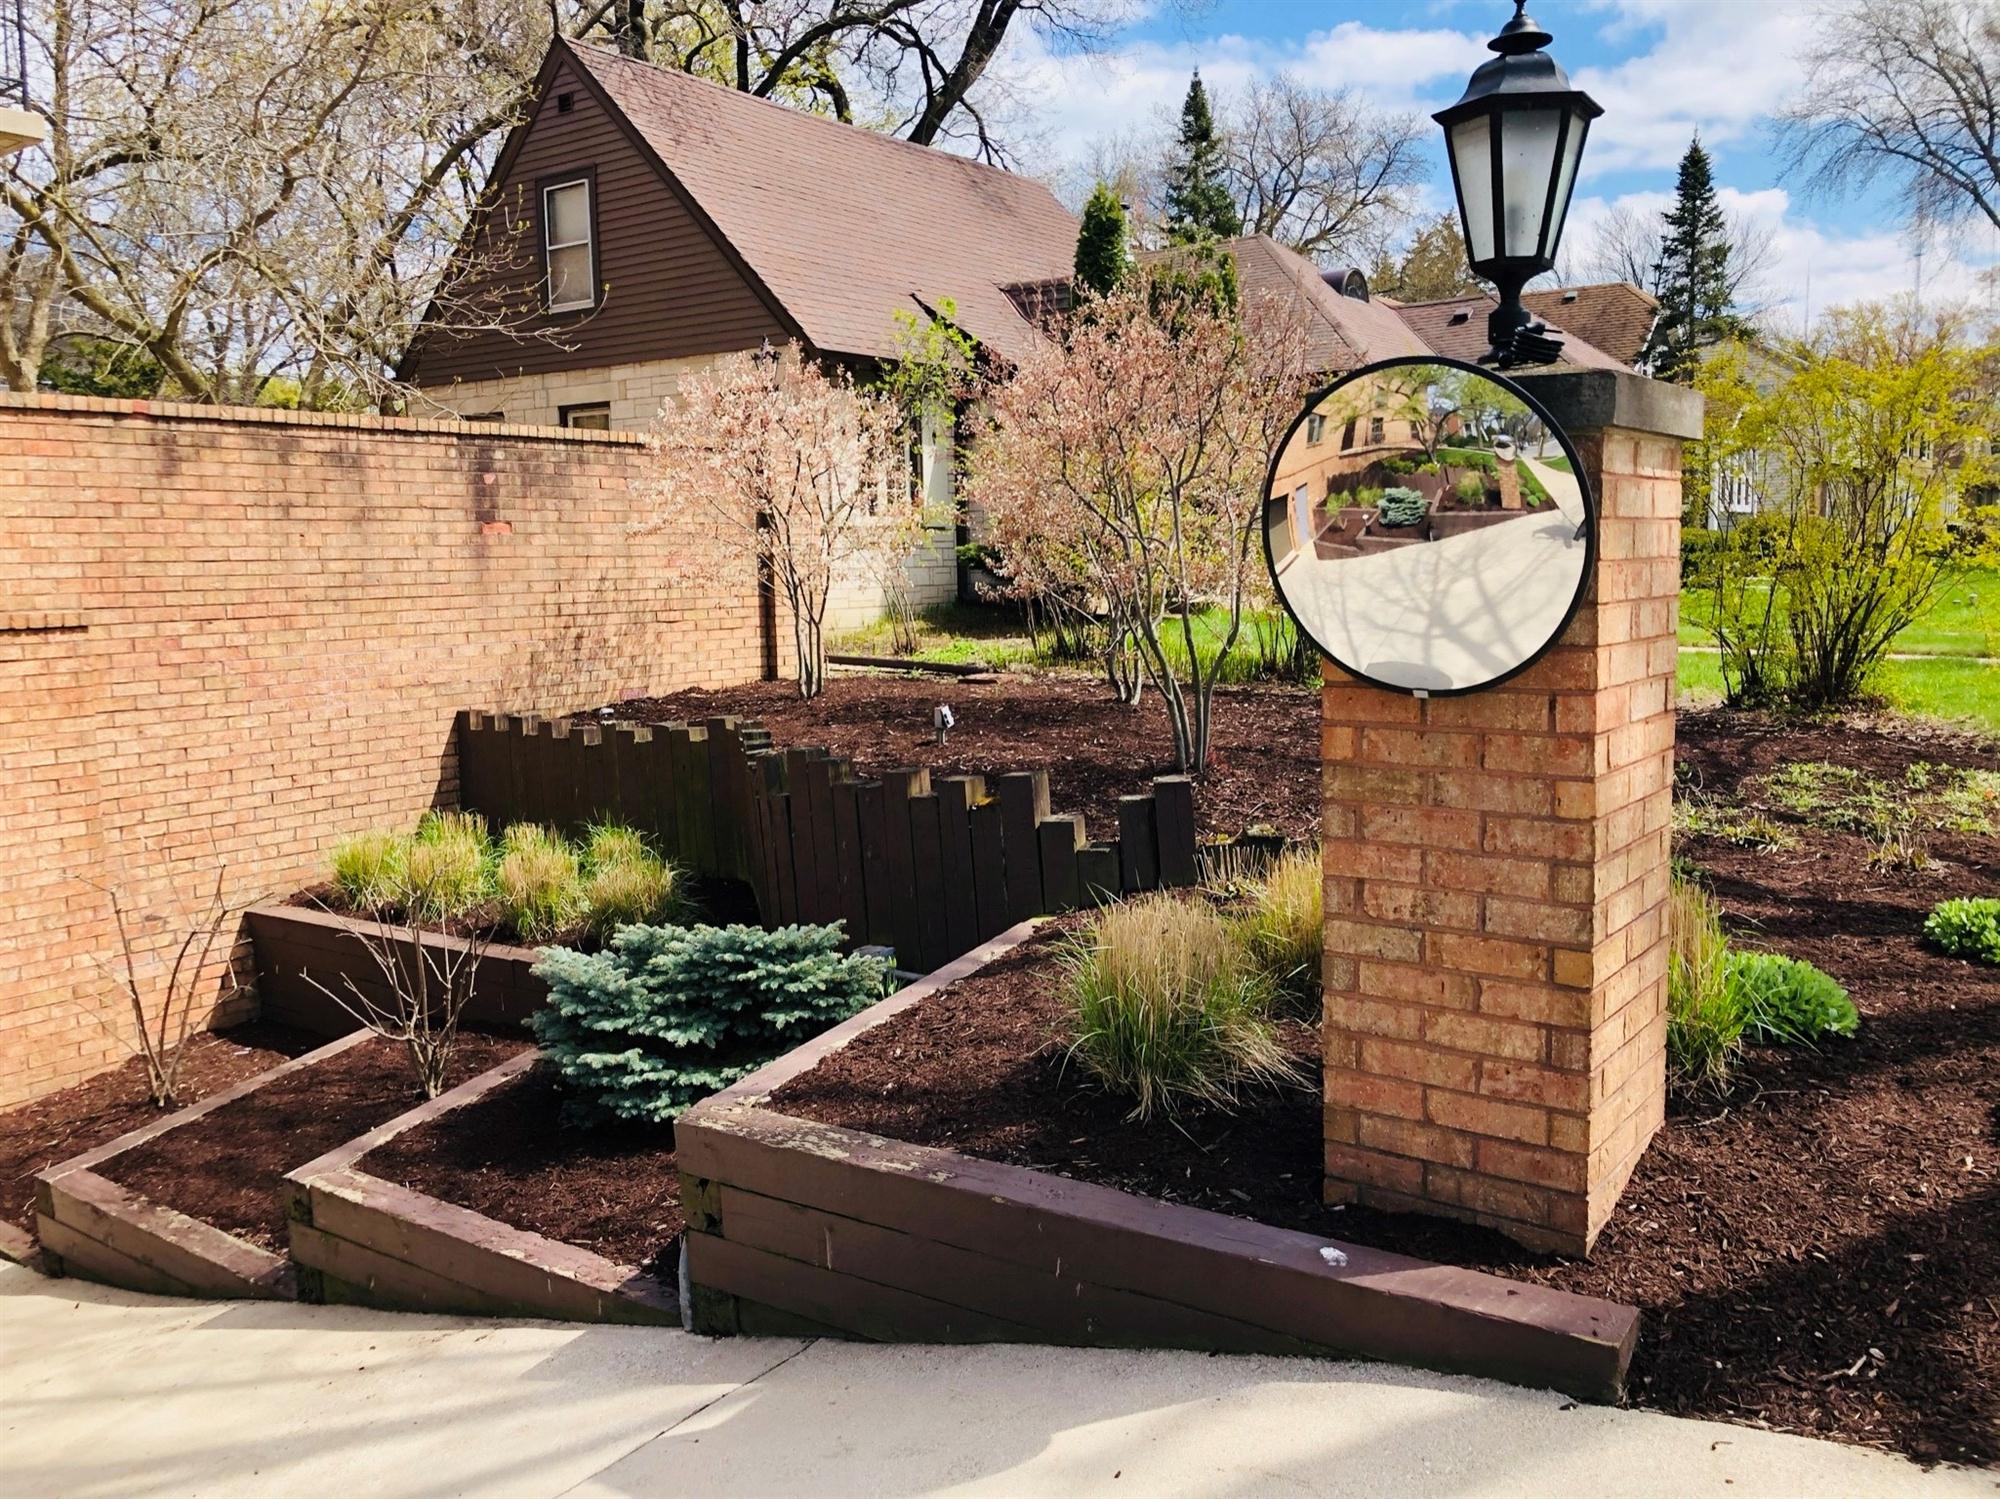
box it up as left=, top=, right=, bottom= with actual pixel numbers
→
left=331, top=829, right=407, bottom=912
left=531, top=922, right=886, bottom=1125
left=1452, top=471, right=1487, bottom=503
left=1376, top=486, right=1428, bottom=529
left=495, top=823, right=583, bottom=942
left=1923, top=896, right=2000, bottom=965
left=1666, top=873, right=1742, bottom=1094
left=1682, top=526, right=1725, bottom=583
left=1725, top=951, right=1858, bottom=1044
left=1062, top=895, right=1301, bottom=1120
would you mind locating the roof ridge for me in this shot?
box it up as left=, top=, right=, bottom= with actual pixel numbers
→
left=564, top=39, right=1061, bottom=197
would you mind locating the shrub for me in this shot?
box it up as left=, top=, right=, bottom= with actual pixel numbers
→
left=1725, top=951, right=1858, bottom=1045
left=1232, top=847, right=1322, bottom=1014
left=532, top=922, right=886, bottom=1125
left=1062, top=895, right=1301, bottom=1120
left=1452, top=471, right=1486, bottom=503
left=1375, top=486, right=1428, bottom=529
left=1666, top=873, right=1742, bottom=1094
left=1681, top=526, right=1725, bottom=583
left=495, top=824, right=584, bottom=942
left=331, top=829, right=407, bottom=913
left=1923, top=896, right=2000, bottom=965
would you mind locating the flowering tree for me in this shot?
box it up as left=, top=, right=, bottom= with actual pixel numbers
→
left=646, top=347, right=913, bottom=699
left=967, top=273, right=1311, bottom=773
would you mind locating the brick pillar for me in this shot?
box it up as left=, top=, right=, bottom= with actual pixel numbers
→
left=1320, top=370, right=1702, bottom=1256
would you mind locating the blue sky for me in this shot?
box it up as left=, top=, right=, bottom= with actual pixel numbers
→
left=999, top=0, right=2000, bottom=325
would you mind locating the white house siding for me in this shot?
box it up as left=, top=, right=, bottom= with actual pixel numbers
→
left=419, top=355, right=959, bottom=633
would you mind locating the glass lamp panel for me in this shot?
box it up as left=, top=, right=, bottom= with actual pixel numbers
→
left=1450, top=115, right=1495, bottom=264
left=1542, top=109, right=1588, bottom=259
left=1497, top=107, right=1561, bottom=259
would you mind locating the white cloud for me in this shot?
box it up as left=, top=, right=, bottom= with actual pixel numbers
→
left=1564, top=185, right=1999, bottom=328
left=1569, top=2, right=1814, bottom=177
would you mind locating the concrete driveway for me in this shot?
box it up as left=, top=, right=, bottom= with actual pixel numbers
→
left=3, top=1264, right=1990, bottom=1498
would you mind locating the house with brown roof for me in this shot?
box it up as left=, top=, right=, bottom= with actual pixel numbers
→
left=407, top=38, right=1650, bottom=629
left=1388, top=282, right=1658, bottom=372
left=406, top=38, right=1081, bottom=628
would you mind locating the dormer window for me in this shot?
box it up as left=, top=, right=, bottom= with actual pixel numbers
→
left=543, top=176, right=595, bottom=313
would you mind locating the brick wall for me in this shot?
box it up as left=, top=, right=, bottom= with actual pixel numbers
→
left=0, top=393, right=766, bottom=1109
left=1320, top=418, right=1682, bottom=1256
left=422, top=353, right=960, bottom=636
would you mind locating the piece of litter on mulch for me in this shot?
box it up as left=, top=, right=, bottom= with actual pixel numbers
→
left=1319, top=1247, right=1348, bottom=1267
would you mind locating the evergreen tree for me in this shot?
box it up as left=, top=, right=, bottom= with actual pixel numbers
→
left=1642, top=136, right=1745, bottom=383
left=1164, top=72, right=1240, bottom=243
left=1074, top=183, right=1131, bottom=298
left=1368, top=213, right=1482, bottom=302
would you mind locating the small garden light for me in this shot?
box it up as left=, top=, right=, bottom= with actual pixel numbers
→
left=1435, top=0, right=1601, bottom=367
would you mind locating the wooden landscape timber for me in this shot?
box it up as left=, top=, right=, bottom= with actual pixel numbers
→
left=676, top=924, right=1642, bottom=1403
left=282, top=1049, right=678, bottom=1325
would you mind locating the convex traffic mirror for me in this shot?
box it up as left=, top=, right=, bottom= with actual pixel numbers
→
left=1262, top=355, right=1594, bottom=696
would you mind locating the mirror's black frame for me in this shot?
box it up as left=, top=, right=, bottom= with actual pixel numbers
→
left=1261, top=353, right=1598, bottom=698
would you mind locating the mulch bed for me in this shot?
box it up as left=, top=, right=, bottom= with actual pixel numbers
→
left=0, top=1023, right=321, bottom=1238
left=603, top=675, right=1322, bottom=844
left=363, top=1064, right=682, bottom=1278
left=774, top=708, right=2000, bottom=1468
left=101, top=1032, right=526, bottom=1253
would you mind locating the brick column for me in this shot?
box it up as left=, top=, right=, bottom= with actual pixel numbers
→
left=1320, top=370, right=1702, bottom=1256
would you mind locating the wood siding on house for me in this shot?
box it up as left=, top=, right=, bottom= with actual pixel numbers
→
left=411, top=56, right=790, bottom=388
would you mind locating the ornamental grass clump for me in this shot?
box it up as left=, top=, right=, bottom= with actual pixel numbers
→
left=532, top=922, right=886, bottom=1125
left=1666, top=872, right=1742, bottom=1095
left=1923, top=896, right=2000, bottom=965
left=1062, top=895, right=1302, bottom=1121
left=579, top=822, right=679, bottom=938
left=330, top=829, right=407, bottom=913
left=495, top=824, right=583, bottom=943
left=404, top=810, right=491, bottom=921
left=1231, top=846, right=1323, bottom=1016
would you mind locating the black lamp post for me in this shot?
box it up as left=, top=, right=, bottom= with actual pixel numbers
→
left=1435, top=1, right=1601, bottom=367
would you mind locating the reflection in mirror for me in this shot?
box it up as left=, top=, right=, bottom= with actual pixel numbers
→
left=1264, top=358, right=1592, bottom=695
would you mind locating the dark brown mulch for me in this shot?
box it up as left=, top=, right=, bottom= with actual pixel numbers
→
left=363, top=1065, right=682, bottom=1278
left=102, top=1032, right=527, bottom=1252
left=773, top=713, right=2000, bottom=1468
left=0, top=1024, right=322, bottom=1237
left=604, top=676, right=1322, bottom=844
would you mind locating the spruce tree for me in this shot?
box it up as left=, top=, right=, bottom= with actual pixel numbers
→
left=1642, top=135, right=1743, bottom=383
left=1074, top=183, right=1130, bottom=298
left=1163, top=72, right=1240, bottom=243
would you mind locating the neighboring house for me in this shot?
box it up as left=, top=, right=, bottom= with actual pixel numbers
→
left=404, top=38, right=1078, bottom=631
left=1389, top=284, right=1649, bottom=373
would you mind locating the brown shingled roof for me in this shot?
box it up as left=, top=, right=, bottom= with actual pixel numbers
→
left=1524, top=282, right=1659, bottom=368
left=1392, top=289, right=1631, bottom=372
left=1220, top=236, right=1431, bottom=373
left=566, top=41, right=1077, bottom=364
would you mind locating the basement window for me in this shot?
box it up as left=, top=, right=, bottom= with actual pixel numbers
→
left=543, top=177, right=596, bottom=313
left=561, top=402, right=611, bottom=430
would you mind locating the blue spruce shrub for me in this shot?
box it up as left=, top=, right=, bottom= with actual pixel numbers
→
left=1375, top=486, right=1428, bottom=528
left=531, top=922, right=887, bottom=1125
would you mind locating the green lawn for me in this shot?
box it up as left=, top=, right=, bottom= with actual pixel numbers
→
left=1679, top=569, right=2000, bottom=658
left=1678, top=649, right=2000, bottom=733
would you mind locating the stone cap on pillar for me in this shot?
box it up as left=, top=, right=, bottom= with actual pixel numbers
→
left=1512, top=368, right=1703, bottom=441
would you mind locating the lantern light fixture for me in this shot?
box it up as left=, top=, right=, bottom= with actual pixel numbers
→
left=1434, top=1, right=1601, bottom=367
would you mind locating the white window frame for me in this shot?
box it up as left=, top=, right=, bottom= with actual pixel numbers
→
left=543, top=178, right=595, bottom=314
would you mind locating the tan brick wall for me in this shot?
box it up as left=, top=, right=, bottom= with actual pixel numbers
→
left=0, top=393, right=766, bottom=1109
left=423, top=355, right=960, bottom=636
left=1320, top=426, right=1679, bottom=1255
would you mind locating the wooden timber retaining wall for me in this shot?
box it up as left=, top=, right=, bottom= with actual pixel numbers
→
left=676, top=924, right=1642, bottom=1402
left=455, top=711, right=1204, bottom=972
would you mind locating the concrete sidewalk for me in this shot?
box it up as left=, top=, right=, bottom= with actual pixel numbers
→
left=1, top=1263, right=1989, bottom=1498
